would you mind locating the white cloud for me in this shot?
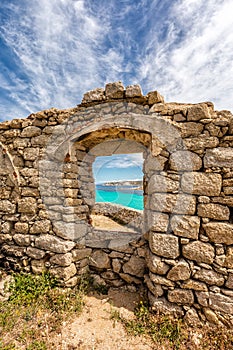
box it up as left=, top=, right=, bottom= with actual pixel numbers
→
left=94, top=153, right=144, bottom=170
left=0, top=0, right=124, bottom=118
left=138, top=0, right=233, bottom=111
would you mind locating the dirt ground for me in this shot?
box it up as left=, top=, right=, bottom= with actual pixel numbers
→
left=90, top=214, right=134, bottom=232
left=52, top=288, right=155, bottom=350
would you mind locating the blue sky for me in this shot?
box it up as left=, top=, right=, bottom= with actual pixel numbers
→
left=93, top=153, right=143, bottom=183
left=0, top=0, right=233, bottom=121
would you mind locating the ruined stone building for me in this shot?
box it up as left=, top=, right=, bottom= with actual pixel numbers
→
left=0, top=81, right=233, bottom=326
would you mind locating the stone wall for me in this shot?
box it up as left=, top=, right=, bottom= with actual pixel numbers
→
left=0, top=81, right=233, bottom=326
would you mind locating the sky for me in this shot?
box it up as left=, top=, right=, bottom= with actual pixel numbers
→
left=93, top=153, right=143, bottom=183
left=0, top=0, right=233, bottom=122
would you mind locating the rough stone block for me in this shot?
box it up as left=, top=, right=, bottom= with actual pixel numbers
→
left=50, top=263, right=76, bottom=281
left=82, top=88, right=105, bottom=103
left=0, top=200, right=16, bottom=214
left=35, top=234, right=75, bottom=253
left=13, top=234, right=31, bottom=246
left=203, top=222, right=233, bottom=245
left=148, top=174, right=179, bottom=193
left=224, top=247, right=233, bottom=268
left=204, top=147, right=233, bottom=168
left=123, top=256, right=146, bottom=277
left=105, top=81, right=124, bottom=99
left=125, top=84, right=143, bottom=98
left=179, top=122, right=204, bottom=138
left=194, top=268, right=225, bottom=286
left=181, top=172, right=222, bottom=196
left=89, top=250, right=110, bottom=269
left=50, top=252, right=73, bottom=267
left=226, top=274, right=233, bottom=289
left=184, top=136, right=219, bottom=150
left=182, top=241, right=215, bottom=264
left=187, top=104, right=210, bottom=121
left=18, top=198, right=37, bottom=214
left=21, top=126, right=41, bottom=138
left=149, top=233, right=180, bottom=259
left=181, top=279, right=208, bottom=291
left=169, top=150, right=202, bottom=171
left=171, top=215, right=200, bottom=239
left=150, top=193, right=196, bottom=215
left=146, top=252, right=170, bottom=275
left=146, top=211, right=169, bottom=232
left=149, top=272, right=175, bottom=287
left=30, top=220, right=51, bottom=234
left=197, top=203, right=230, bottom=220
left=26, top=247, right=46, bottom=259
left=168, top=289, right=194, bottom=305
left=148, top=294, right=184, bottom=318
left=147, top=90, right=164, bottom=104
left=167, top=261, right=191, bottom=281
left=72, top=248, right=92, bottom=262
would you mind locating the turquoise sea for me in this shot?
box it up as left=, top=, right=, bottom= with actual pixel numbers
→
left=95, top=184, right=143, bottom=210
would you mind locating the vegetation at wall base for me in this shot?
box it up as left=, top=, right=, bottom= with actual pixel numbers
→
left=0, top=271, right=88, bottom=350
left=111, top=300, right=233, bottom=350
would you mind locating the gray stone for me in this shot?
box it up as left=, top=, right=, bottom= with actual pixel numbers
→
left=181, top=172, right=222, bottom=196
left=149, top=233, right=180, bottom=259
left=203, top=222, right=233, bottom=245
left=31, top=259, right=46, bottom=274
left=167, top=261, right=191, bottom=281
left=198, top=203, right=230, bottom=220
left=168, top=289, right=194, bottom=305
left=123, top=256, right=146, bottom=277
left=182, top=241, right=215, bottom=264
left=171, top=215, right=200, bottom=239
left=89, top=250, right=111, bottom=269
left=169, top=150, right=202, bottom=171
left=194, top=268, right=225, bottom=286
left=35, top=234, right=75, bottom=253
left=150, top=193, right=196, bottom=215
left=204, top=147, right=233, bottom=168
